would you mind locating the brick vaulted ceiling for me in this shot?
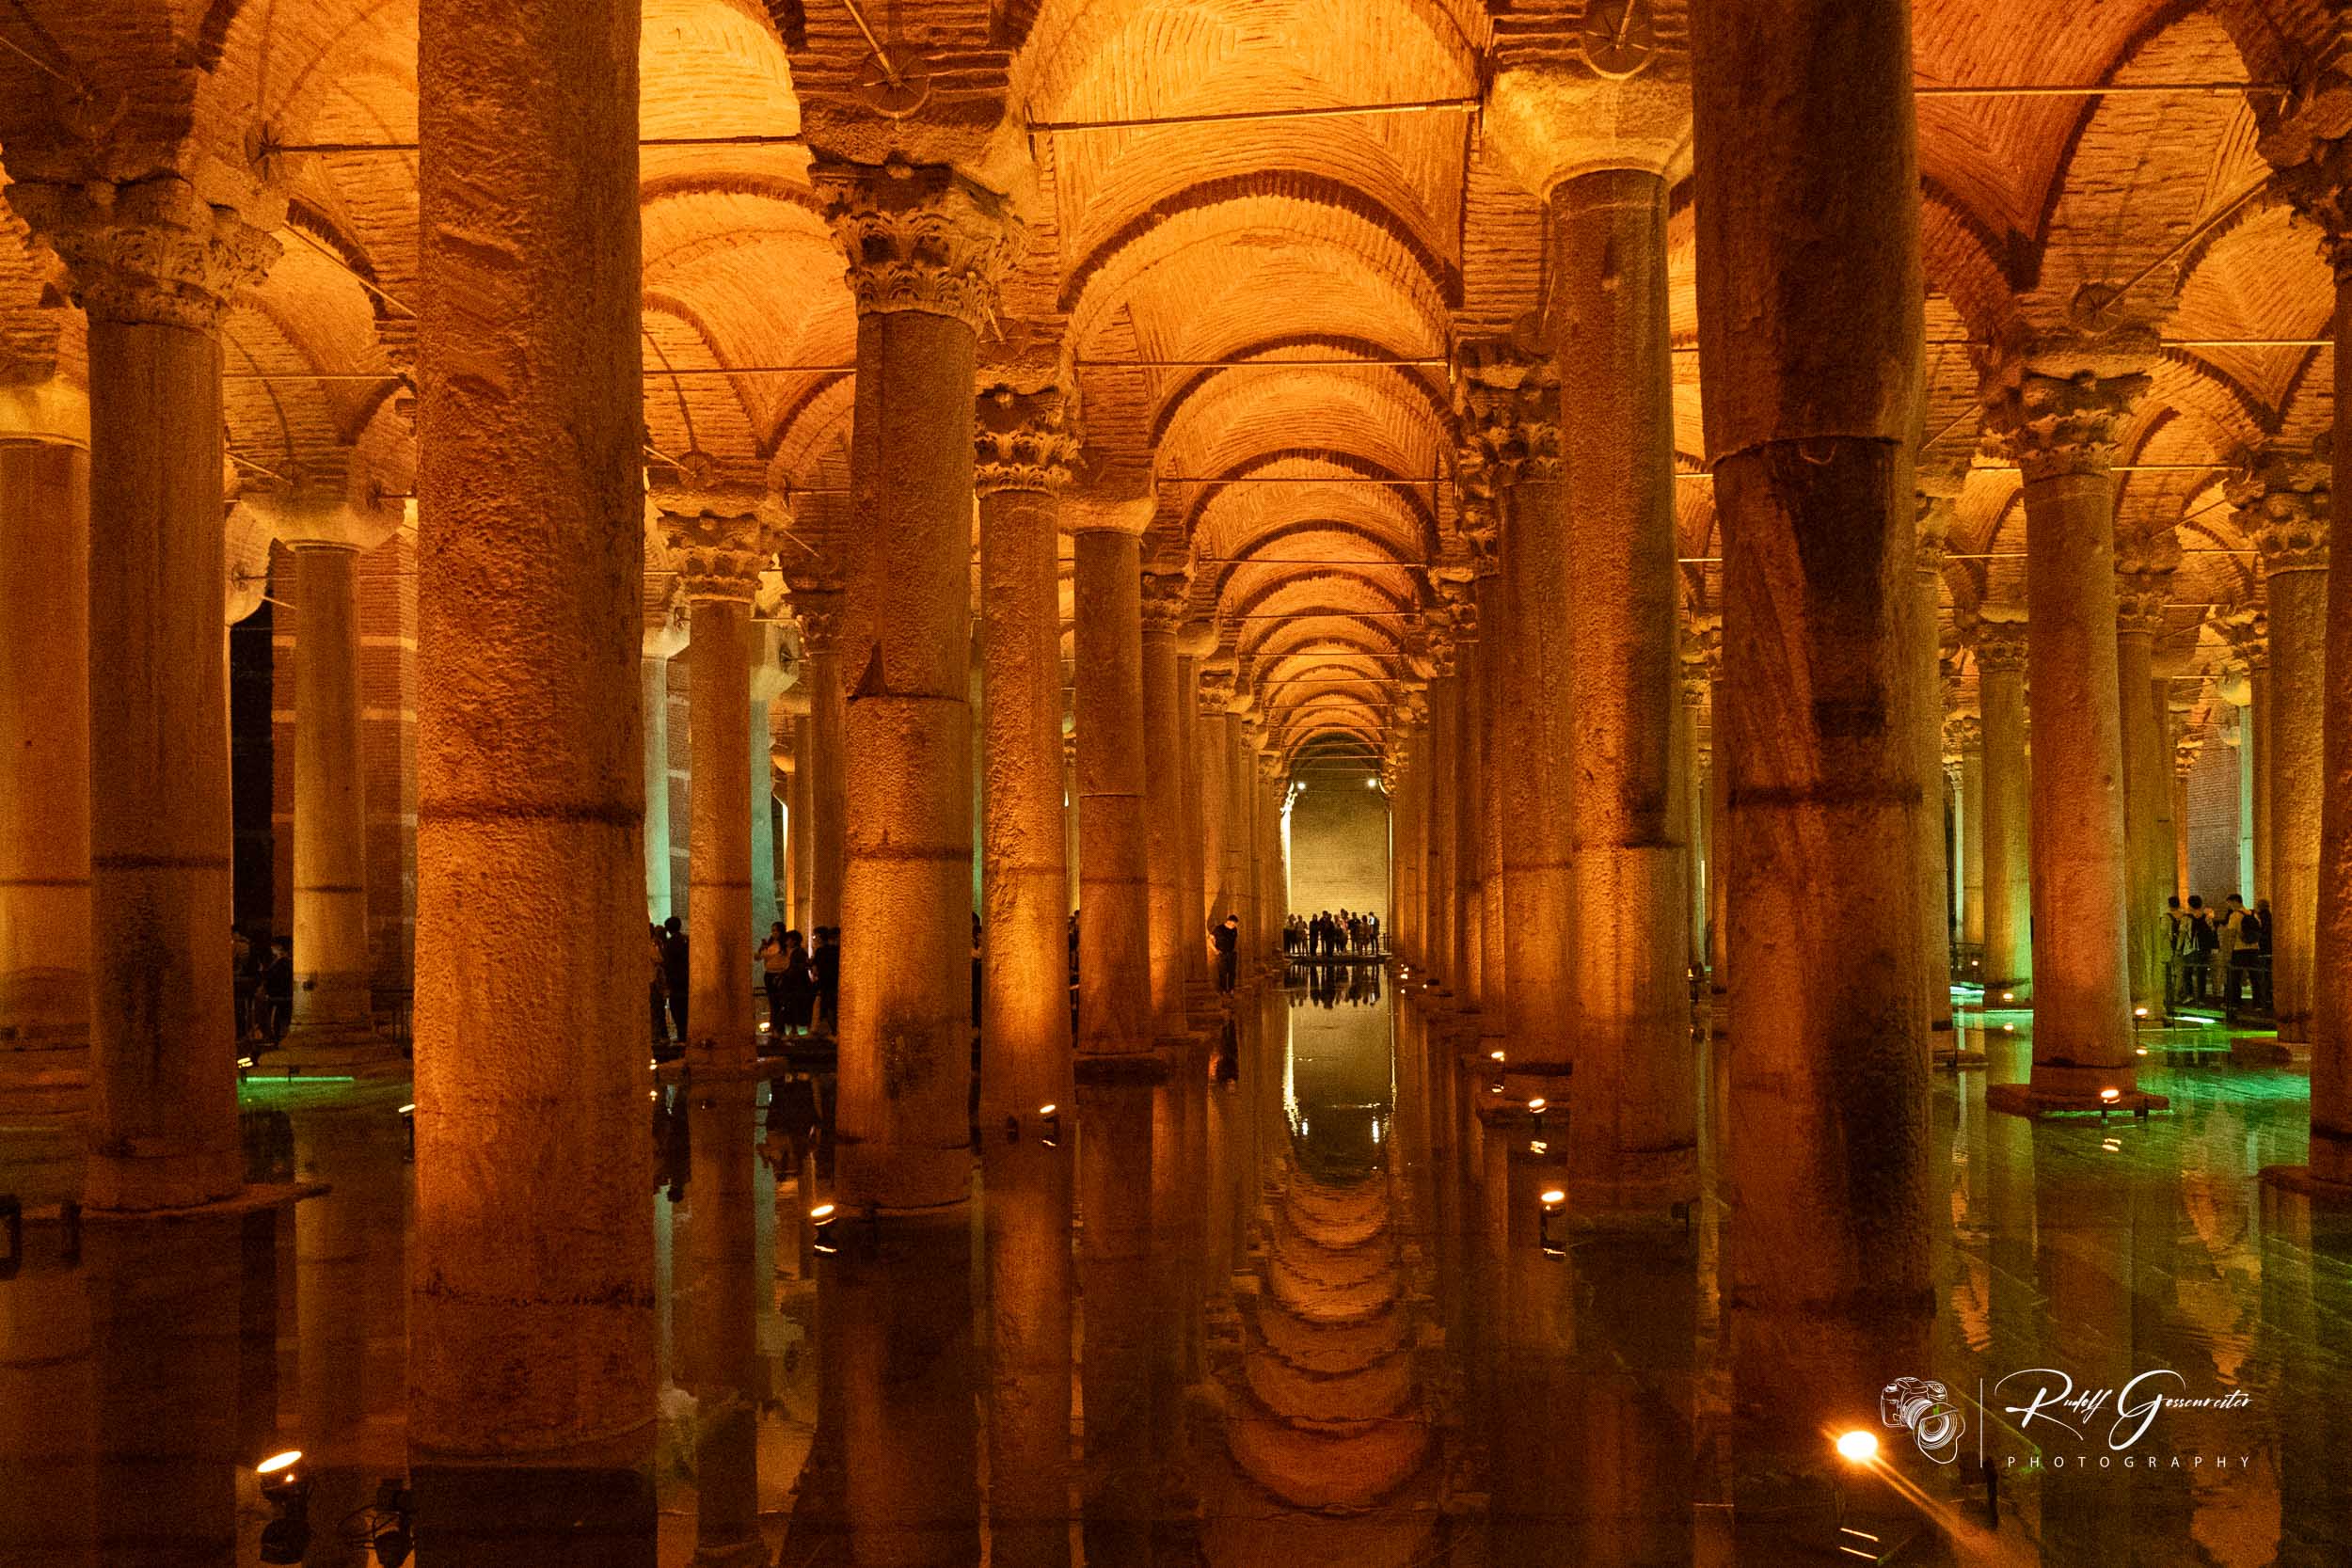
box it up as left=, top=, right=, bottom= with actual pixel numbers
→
left=0, top=0, right=2340, bottom=768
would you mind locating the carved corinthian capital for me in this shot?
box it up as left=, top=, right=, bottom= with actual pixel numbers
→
left=1979, top=335, right=2155, bottom=483
left=974, top=382, right=1079, bottom=496
left=2228, top=449, right=2331, bottom=578
left=1453, top=339, right=1563, bottom=490
left=655, top=476, right=790, bottom=602
left=1140, top=569, right=1189, bottom=635
left=788, top=586, right=846, bottom=652
left=2258, top=71, right=2352, bottom=277
left=1944, top=711, right=1983, bottom=755
left=813, top=157, right=1021, bottom=332
left=9, top=174, right=279, bottom=333
left=1968, top=612, right=2031, bottom=676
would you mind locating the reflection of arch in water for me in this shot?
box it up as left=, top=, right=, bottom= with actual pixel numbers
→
left=1201, top=984, right=1441, bottom=1558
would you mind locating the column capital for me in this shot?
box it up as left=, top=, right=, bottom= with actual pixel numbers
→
left=787, top=583, right=846, bottom=650
left=1458, top=487, right=1502, bottom=572
left=1064, top=491, right=1155, bottom=537
left=1979, top=336, right=2156, bottom=483
left=2174, top=734, right=2204, bottom=780
left=975, top=382, right=1080, bottom=496
left=812, top=156, right=1021, bottom=332
left=2258, top=72, right=2352, bottom=277
left=656, top=481, right=789, bottom=603
left=1197, top=665, right=1236, bottom=714
left=2228, top=449, right=2331, bottom=577
left=1680, top=611, right=1722, bottom=703
left=2115, top=568, right=2171, bottom=638
left=1944, top=710, right=1983, bottom=755
left=1140, top=568, right=1189, bottom=635
left=2212, top=605, right=2269, bottom=674
left=1968, top=611, right=2031, bottom=675
left=8, top=174, right=279, bottom=333
left=1452, top=339, right=1563, bottom=490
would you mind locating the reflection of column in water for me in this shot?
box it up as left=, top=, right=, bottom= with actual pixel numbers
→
left=685, top=1081, right=763, bottom=1564
left=294, top=1109, right=397, bottom=1542
left=2259, top=1191, right=2352, bottom=1563
left=2029, top=1129, right=2141, bottom=1558
left=1079, top=1078, right=1160, bottom=1565
left=99, top=1217, right=244, bottom=1561
left=982, top=1136, right=1073, bottom=1568
left=0, top=1220, right=96, bottom=1558
left=831, top=1212, right=979, bottom=1567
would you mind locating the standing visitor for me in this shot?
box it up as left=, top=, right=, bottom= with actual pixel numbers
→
left=1213, top=914, right=1240, bottom=993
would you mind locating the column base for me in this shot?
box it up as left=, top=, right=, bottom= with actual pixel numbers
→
left=2229, top=1034, right=2296, bottom=1066
left=1932, top=1043, right=1991, bottom=1069
left=1985, top=1075, right=2168, bottom=1118
left=1556, top=1150, right=1701, bottom=1224
left=2259, top=1163, right=2352, bottom=1204
left=1074, top=1048, right=1173, bottom=1085
left=81, top=1178, right=327, bottom=1221
left=689, top=1542, right=769, bottom=1568
left=411, top=1464, right=656, bottom=1567
left=272, top=1023, right=407, bottom=1078
left=0, top=1041, right=88, bottom=1113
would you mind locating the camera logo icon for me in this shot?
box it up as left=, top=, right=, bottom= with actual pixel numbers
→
left=1881, top=1376, right=1966, bottom=1465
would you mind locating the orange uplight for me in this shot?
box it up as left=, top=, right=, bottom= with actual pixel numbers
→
left=1539, top=1188, right=1565, bottom=1207
left=258, top=1449, right=302, bottom=1476
left=2100, top=1086, right=2122, bottom=1103
left=1526, top=1097, right=1548, bottom=1114
left=808, top=1202, right=836, bottom=1221
left=1835, top=1430, right=1879, bottom=1464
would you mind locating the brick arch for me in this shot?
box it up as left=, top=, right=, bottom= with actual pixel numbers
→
left=1062, top=172, right=1455, bottom=341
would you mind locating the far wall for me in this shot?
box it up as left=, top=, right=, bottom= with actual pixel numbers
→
left=1287, top=778, right=1390, bottom=927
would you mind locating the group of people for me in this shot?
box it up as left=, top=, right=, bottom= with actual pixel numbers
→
left=1283, top=909, right=1380, bottom=958
left=650, top=915, right=839, bottom=1051
left=2165, top=894, right=2271, bottom=1011
left=231, top=926, right=294, bottom=1044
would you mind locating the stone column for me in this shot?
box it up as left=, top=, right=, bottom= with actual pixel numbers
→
left=817, top=160, right=1017, bottom=1212
left=267, top=501, right=403, bottom=1068
left=1193, top=647, right=1230, bottom=932
left=1474, top=551, right=1508, bottom=1019
left=408, top=0, right=654, bottom=1534
left=1071, top=498, right=1154, bottom=1055
left=1421, top=639, right=1459, bottom=994
left=2236, top=458, right=2329, bottom=1043
left=1982, top=348, right=2160, bottom=1112
left=786, top=706, right=813, bottom=930
left=1973, top=618, right=2034, bottom=991
left=1912, top=494, right=1956, bottom=1041
left=1548, top=160, right=1694, bottom=1211
left=750, top=623, right=787, bottom=943
left=660, top=485, right=787, bottom=1074
left=1223, top=709, right=1256, bottom=964
left=2215, top=610, right=2272, bottom=899
left=1140, top=569, right=1190, bottom=1035
left=0, top=404, right=89, bottom=1109
left=1177, top=625, right=1216, bottom=996
left=2116, top=557, right=2174, bottom=1015
left=8, top=177, right=278, bottom=1210
left=1062, top=728, right=1082, bottom=916
left=1951, top=713, right=1986, bottom=949
left=2173, top=737, right=2199, bottom=900
left=1678, top=629, right=1712, bottom=984
left=1692, top=0, right=1934, bottom=1463
left=975, top=383, right=1078, bottom=1124
left=789, top=587, right=848, bottom=931
left=1387, top=693, right=1422, bottom=967
left=2256, top=75, right=2352, bottom=1191
left=1706, top=663, right=1730, bottom=1002
left=642, top=577, right=688, bottom=923
left=1455, top=348, right=1572, bottom=1070
left=1450, top=581, right=1486, bottom=1010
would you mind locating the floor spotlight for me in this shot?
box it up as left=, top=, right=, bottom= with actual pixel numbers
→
left=810, top=1201, right=839, bottom=1256
left=257, top=1450, right=310, bottom=1564
left=1538, top=1186, right=1567, bottom=1259
left=1038, top=1102, right=1060, bottom=1148
left=1835, top=1429, right=1879, bottom=1465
